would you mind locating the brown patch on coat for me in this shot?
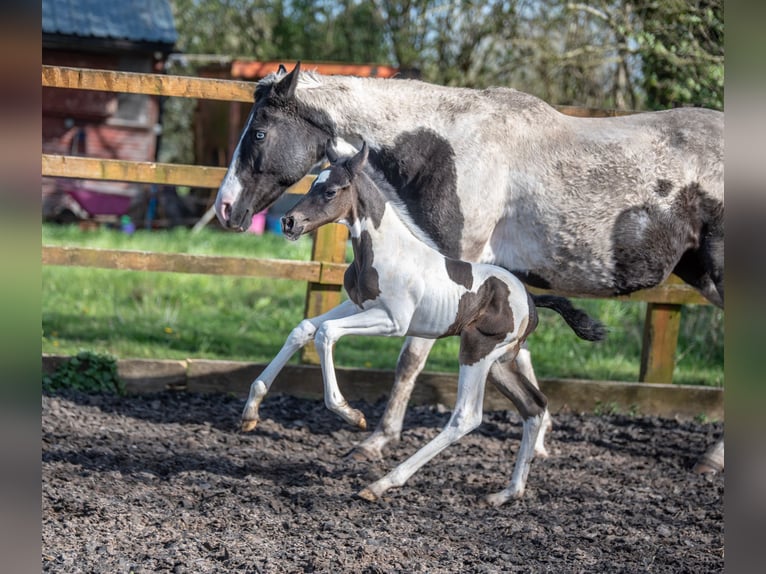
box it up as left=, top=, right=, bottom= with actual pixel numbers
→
left=444, top=258, right=473, bottom=290
left=443, top=277, right=517, bottom=366
left=344, top=231, right=381, bottom=306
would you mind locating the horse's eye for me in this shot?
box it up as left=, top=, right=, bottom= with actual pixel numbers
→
left=324, top=189, right=337, bottom=200
left=255, top=130, right=266, bottom=140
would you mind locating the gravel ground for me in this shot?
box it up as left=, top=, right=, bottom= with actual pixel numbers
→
left=42, top=390, right=723, bottom=573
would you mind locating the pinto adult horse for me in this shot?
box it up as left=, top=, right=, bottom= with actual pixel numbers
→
left=215, top=63, right=724, bottom=472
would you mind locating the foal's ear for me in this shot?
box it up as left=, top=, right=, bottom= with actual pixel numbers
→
left=347, top=141, right=369, bottom=175
left=274, top=61, right=300, bottom=99
left=325, top=139, right=340, bottom=164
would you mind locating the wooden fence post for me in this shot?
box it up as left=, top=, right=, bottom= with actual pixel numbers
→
left=639, top=302, right=682, bottom=383
left=301, top=223, right=349, bottom=364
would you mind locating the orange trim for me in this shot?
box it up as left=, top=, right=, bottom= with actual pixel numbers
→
left=231, top=60, right=399, bottom=79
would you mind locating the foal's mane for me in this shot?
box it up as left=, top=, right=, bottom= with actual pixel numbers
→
left=356, top=163, right=441, bottom=253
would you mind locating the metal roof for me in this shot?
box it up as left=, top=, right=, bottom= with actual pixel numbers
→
left=42, top=0, right=177, bottom=46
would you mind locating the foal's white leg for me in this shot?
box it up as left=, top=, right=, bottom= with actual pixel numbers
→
left=314, top=307, right=405, bottom=429
left=358, top=360, right=490, bottom=501
left=351, top=336, right=436, bottom=460
left=513, top=345, right=552, bottom=458
left=485, top=412, right=545, bottom=507
left=240, top=301, right=359, bottom=431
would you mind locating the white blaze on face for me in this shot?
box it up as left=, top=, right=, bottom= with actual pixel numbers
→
left=314, top=169, right=331, bottom=185
left=214, top=110, right=254, bottom=225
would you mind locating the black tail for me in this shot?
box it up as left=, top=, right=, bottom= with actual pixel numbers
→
left=531, top=294, right=607, bottom=342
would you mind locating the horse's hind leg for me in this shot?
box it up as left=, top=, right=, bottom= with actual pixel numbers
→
left=349, top=336, right=436, bottom=460
left=506, top=344, right=552, bottom=457
left=694, top=435, right=724, bottom=474
left=485, top=356, right=548, bottom=506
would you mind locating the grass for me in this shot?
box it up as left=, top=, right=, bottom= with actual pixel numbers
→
left=42, top=224, right=724, bottom=386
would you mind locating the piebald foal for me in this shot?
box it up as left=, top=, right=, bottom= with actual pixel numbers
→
left=242, top=143, right=604, bottom=504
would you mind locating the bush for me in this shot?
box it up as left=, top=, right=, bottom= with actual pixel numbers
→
left=43, top=351, right=124, bottom=395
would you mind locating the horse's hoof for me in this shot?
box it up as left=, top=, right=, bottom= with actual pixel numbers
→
left=485, top=492, right=509, bottom=507
left=693, top=460, right=723, bottom=475
left=241, top=419, right=259, bottom=433
left=357, top=488, right=378, bottom=502
left=534, top=446, right=550, bottom=460
left=357, top=416, right=367, bottom=431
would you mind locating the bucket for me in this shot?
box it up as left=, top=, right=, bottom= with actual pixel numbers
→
left=248, top=210, right=267, bottom=234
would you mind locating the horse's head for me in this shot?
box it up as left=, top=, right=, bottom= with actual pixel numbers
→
left=214, top=62, right=332, bottom=231
left=281, top=141, right=369, bottom=240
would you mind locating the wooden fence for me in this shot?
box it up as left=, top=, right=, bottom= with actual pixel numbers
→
left=42, top=65, right=712, bottom=384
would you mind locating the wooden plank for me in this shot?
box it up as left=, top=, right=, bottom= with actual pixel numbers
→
left=42, top=65, right=255, bottom=102
left=42, top=246, right=322, bottom=282
left=174, top=358, right=724, bottom=421
left=527, top=274, right=709, bottom=306
left=639, top=303, right=683, bottom=383
left=301, top=223, right=350, bottom=364
left=42, top=154, right=227, bottom=188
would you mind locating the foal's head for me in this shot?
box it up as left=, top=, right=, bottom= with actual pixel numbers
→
left=281, top=142, right=369, bottom=240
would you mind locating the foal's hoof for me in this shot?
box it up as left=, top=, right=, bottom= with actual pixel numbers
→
left=357, top=416, right=367, bottom=431
left=240, top=419, right=259, bottom=433
left=345, top=444, right=383, bottom=462
left=357, top=487, right=378, bottom=502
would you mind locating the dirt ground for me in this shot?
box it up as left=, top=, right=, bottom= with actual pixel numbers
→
left=42, top=390, right=723, bottom=573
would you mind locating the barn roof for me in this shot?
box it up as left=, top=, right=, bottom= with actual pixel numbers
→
left=42, top=0, right=177, bottom=48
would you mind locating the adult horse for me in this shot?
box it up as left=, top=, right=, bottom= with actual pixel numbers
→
left=215, top=62, right=724, bottom=471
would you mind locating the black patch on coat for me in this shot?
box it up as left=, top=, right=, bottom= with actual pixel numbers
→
left=443, top=277, right=516, bottom=366
left=654, top=179, right=673, bottom=197
left=344, top=231, right=381, bottom=306
left=511, top=270, right=551, bottom=290
left=368, top=129, right=463, bottom=258
left=671, top=191, right=724, bottom=306
left=611, top=183, right=715, bottom=294
left=444, top=258, right=473, bottom=290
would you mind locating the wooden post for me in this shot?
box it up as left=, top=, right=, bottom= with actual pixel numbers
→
left=639, top=303, right=682, bottom=383
left=301, top=223, right=349, bottom=364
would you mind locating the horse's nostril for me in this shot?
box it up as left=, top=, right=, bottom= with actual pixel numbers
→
left=222, top=202, right=232, bottom=224
left=282, top=216, right=294, bottom=232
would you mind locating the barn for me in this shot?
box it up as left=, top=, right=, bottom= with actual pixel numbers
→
left=42, top=0, right=177, bottom=223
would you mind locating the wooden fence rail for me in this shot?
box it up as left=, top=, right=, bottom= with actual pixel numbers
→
left=42, top=65, right=713, bottom=384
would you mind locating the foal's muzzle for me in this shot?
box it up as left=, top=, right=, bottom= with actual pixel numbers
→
left=281, top=215, right=303, bottom=240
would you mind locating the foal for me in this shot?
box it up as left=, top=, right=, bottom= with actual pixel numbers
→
left=242, top=142, right=604, bottom=504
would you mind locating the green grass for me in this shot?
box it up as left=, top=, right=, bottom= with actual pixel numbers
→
left=42, top=224, right=724, bottom=386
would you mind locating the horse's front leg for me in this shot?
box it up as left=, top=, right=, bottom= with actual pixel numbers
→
left=241, top=301, right=359, bottom=431
left=350, top=336, right=436, bottom=460
left=314, top=307, right=406, bottom=430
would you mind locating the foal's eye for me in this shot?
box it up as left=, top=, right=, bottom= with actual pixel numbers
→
left=255, top=130, right=266, bottom=140
left=324, top=189, right=337, bottom=200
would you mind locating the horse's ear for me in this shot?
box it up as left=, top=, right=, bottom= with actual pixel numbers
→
left=274, top=61, right=300, bottom=99
left=325, top=139, right=340, bottom=164
left=347, top=141, right=369, bottom=175
left=277, top=63, right=287, bottom=75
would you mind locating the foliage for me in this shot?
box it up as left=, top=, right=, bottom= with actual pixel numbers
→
left=634, top=0, right=724, bottom=110
left=43, top=351, right=124, bottom=395
left=167, top=0, right=722, bottom=111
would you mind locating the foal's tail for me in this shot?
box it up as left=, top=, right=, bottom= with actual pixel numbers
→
left=531, top=294, right=607, bottom=342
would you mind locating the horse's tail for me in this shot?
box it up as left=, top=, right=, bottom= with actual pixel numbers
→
left=531, top=294, right=607, bottom=342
